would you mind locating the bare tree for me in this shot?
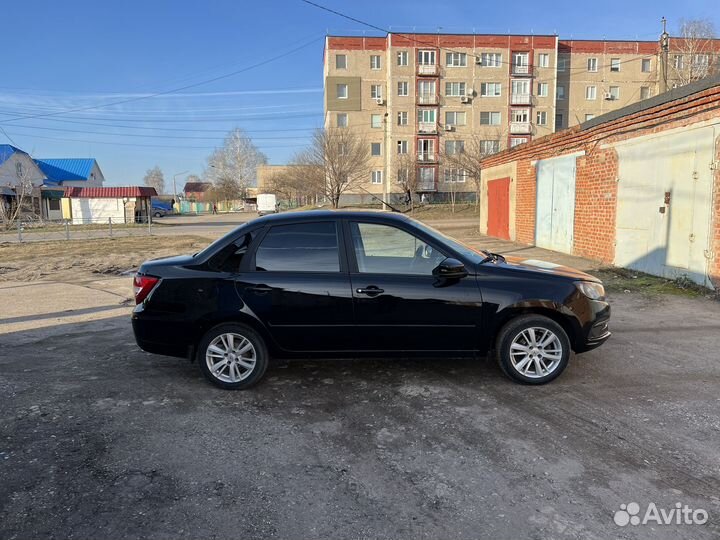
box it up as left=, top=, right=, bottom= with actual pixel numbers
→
left=206, top=128, right=267, bottom=204
left=393, top=152, right=420, bottom=213
left=0, top=159, right=37, bottom=229
left=441, top=134, right=501, bottom=210
left=299, top=128, right=371, bottom=208
left=266, top=162, right=324, bottom=208
left=669, top=19, right=718, bottom=86
left=143, top=166, right=165, bottom=195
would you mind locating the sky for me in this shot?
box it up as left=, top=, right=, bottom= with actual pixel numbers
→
left=0, top=0, right=718, bottom=188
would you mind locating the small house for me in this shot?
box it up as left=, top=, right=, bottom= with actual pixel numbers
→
left=63, top=186, right=157, bottom=224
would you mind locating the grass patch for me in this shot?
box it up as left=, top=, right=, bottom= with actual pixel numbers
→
left=593, top=267, right=715, bottom=299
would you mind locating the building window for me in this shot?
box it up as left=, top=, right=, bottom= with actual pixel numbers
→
left=693, top=54, right=710, bottom=67
left=418, top=108, right=437, bottom=125
left=538, top=53, right=549, bottom=68
left=585, top=114, right=595, bottom=122
left=480, top=111, right=501, bottom=125
left=480, top=52, right=502, bottom=67
left=479, top=140, right=500, bottom=154
left=609, top=86, right=620, bottom=100
left=537, top=82, right=549, bottom=97
left=512, top=52, right=530, bottom=73
left=446, top=52, right=467, bottom=67
left=370, top=55, right=381, bottom=70
left=557, top=85, right=565, bottom=100
left=397, top=111, right=408, bottom=126
left=336, top=113, right=348, bottom=127
left=445, top=140, right=465, bottom=155
left=444, top=168, right=467, bottom=183
left=558, top=56, right=568, bottom=72
left=585, top=85, right=597, bottom=100
left=397, top=50, right=408, bottom=66
left=536, top=111, right=547, bottom=125
left=587, top=57, right=598, bottom=72
left=445, top=81, right=466, bottom=97
left=370, top=84, right=382, bottom=99
left=511, top=108, right=529, bottom=123
left=480, top=82, right=502, bottom=97
left=640, top=86, right=651, bottom=100
left=610, top=58, right=620, bottom=72
left=397, top=140, right=408, bottom=154
left=371, top=142, right=382, bottom=156
left=417, top=139, right=435, bottom=160
left=418, top=50, right=436, bottom=65
left=555, top=113, right=564, bottom=128
left=338, top=143, right=347, bottom=156
left=335, top=54, right=347, bottom=69
left=673, top=55, right=684, bottom=69
left=397, top=81, right=409, bottom=96
left=371, top=170, right=383, bottom=184
left=15, top=161, right=24, bottom=178
left=510, top=138, right=527, bottom=148
left=371, top=114, right=382, bottom=128
left=445, top=111, right=466, bottom=126
left=336, top=84, right=348, bottom=99
left=642, top=58, right=651, bottom=72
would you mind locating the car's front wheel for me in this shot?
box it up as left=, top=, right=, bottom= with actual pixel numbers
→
left=495, top=315, right=570, bottom=384
left=197, top=323, right=268, bottom=390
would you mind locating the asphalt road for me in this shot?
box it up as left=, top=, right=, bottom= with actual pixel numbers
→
left=1, top=291, right=719, bottom=539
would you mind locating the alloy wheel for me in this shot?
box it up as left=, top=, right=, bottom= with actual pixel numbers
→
left=509, top=327, right=563, bottom=379
left=205, top=332, right=257, bottom=383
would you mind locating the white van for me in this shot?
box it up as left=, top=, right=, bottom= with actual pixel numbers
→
left=257, top=193, right=278, bottom=216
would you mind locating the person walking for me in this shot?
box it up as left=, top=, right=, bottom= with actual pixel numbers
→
left=212, top=203, right=218, bottom=215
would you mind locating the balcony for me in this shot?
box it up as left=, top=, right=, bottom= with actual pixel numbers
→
left=417, top=64, right=438, bottom=76
left=417, top=152, right=437, bottom=163
left=418, top=122, right=437, bottom=134
left=510, top=93, right=532, bottom=105
left=417, top=177, right=437, bottom=192
left=510, top=122, right=532, bottom=134
left=417, top=93, right=439, bottom=105
left=511, top=64, right=535, bottom=77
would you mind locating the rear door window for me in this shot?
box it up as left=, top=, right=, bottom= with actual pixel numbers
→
left=255, top=222, right=340, bottom=272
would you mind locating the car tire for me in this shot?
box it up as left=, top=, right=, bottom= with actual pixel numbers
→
left=495, top=315, right=570, bottom=385
left=154, top=212, right=162, bottom=218
left=197, top=323, right=269, bottom=390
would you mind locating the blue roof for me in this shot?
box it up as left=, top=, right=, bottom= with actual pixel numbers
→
left=35, top=158, right=97, bottom=182
left=0, top=144, right=25, bottom=167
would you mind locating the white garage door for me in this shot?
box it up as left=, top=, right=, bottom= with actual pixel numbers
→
left=535, top=155, right=577, bottom=254
left=615, top=124, right=716, bottom=287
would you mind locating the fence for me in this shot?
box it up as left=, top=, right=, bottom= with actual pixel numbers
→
left=0, top=216, right=153, bottom=244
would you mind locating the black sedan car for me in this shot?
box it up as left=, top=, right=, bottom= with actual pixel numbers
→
left=132, top=211, right=610, bottom=389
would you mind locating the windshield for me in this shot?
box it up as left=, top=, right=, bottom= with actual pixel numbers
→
left=410, top=219, right=488, bottom=265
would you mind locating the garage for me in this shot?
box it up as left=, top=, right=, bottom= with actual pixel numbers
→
left=535, top=154, right=577, bottom=254
left=487, top=177, right=510, bottom=240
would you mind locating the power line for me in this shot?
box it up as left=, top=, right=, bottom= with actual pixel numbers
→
left=0, top=34, right=324, bottom=124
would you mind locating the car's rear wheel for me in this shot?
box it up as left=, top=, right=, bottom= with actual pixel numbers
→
left=197, top=323, right=268, bottom=390
left=495, top=315, right=570, bottom=384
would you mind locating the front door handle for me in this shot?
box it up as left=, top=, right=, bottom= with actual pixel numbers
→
left=356, top=286, right=384, bottom=297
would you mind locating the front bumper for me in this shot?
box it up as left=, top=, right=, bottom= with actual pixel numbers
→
left=575, top=300, right=611, bottom=353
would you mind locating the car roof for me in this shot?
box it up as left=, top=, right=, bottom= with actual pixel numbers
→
left=252, top=209, right=412, bottom=224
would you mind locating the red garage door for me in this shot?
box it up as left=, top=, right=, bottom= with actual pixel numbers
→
left=487, top=177, right=510, bottom=240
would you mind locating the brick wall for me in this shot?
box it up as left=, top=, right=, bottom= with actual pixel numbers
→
left=572, top=148, right=618, bottom=263
left=515, top=160, right=536, bottom=244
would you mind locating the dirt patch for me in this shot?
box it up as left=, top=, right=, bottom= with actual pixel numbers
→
left=593, top=267, right=717, bottom=299
left=0, top=235, right=209, bottom=283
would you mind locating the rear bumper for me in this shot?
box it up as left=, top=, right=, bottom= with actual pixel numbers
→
left=132, top=314, right=193, bottom=359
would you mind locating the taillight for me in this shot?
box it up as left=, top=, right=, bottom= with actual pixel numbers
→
left=133, top=274, right=160, bottom=304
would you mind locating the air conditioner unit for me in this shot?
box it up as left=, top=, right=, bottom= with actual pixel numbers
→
left=460, top=96, right=470, bottom=103
left=444, top=125, right=455, bottom=132
left=603, top=92, right=615, bottom=100
left=475, top=56, right=483, bottom=65
left=374, top=97, right=385, bottom=105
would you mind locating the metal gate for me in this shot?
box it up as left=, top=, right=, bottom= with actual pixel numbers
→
left=535, top=155, right=577, bottom=254
left=614, top=124, right=716, bottom=287
left=487, top=177, right=510, bottom=240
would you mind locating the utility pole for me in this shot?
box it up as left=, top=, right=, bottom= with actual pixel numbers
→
left=660, top=16, right=670, bottom=94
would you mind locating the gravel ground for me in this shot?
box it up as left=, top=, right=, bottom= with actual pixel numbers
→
left=1, top=290, right=719, bottom=539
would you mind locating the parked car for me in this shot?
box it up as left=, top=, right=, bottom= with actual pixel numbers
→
left=132, top=211, right=610, bottom=389
left=152, top=201, right=173, bottom=218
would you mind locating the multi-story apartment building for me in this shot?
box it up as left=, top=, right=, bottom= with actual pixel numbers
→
left=323, top=32, right=719, bottom=203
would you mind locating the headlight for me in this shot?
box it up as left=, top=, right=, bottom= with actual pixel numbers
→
left=575, top=281, right=605, bottom=300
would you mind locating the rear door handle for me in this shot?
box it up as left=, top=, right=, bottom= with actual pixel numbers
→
left=356, top=286, right=384, bottom=297
left=249, top=284, right=273, bottom=294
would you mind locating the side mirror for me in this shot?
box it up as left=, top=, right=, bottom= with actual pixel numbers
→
left=433, top=258, right=468, bottom=280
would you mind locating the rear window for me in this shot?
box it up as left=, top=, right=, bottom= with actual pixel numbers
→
left=255, top=222, right=340, bottom=272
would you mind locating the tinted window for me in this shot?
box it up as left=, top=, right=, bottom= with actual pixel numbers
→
left=210, top=230, right=257, bottom=272
left=351, top=222, right=445, bottom=275
left=255, top=222, right=339, bottom=272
